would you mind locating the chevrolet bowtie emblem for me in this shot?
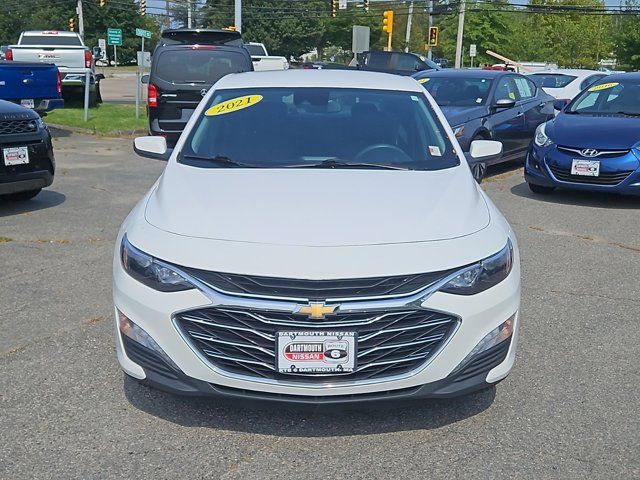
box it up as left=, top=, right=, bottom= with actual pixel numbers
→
left=297, top=302, right=338, bottom=319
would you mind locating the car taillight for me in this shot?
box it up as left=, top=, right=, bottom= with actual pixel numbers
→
left=148, top=84, right=158, bottom=108
left=56, top=71, right=62, bottom=96
left=5, top=49, right=12, bottom=61
left=84, top=50, right=92, bottom=68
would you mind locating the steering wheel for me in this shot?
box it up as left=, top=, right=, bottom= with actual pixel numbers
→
left=353, top=144, right=412, bottom=163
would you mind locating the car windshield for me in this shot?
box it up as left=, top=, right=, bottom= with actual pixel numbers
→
left=155, top=49, right=248, bottom=85
left=567, top=80, right=640, bottom=115
left=530, top=74, right=577, bottom=89
left=20, top=35, right=82, bottom=46
left=180, top=87, right=459, bottom=171
left=418, top=76, right=492, bottom=106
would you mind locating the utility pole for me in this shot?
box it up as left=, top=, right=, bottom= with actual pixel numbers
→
left=235, top=0, right=242, bottom=32
left=187, top=0, right=192, bottom=28
left=455, top=0, right=465, bottom=68
left=77, top=0, right=85, bottom=39
left=427, top=0, right=433, bottom=60
left=165, top=0, right=170, bottom=29
left=404, top=1, right=414, bottom=53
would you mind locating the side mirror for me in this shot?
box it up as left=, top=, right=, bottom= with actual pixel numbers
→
left=493, top=98, right=516, bottom=110
left=553, top=99, right=569, bottom=111
left=133, top=136, right=171, bottom=161
left=95, top=73, right=105, bottom=81
left=469, top=139, right=502, bottom=161
left=141, top=74, right=150, bottom=84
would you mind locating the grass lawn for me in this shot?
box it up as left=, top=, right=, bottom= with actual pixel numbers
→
left=46, top=104, right=148, bottom=133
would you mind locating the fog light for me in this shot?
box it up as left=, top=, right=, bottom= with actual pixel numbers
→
left=118, top=310, right=180, bottom=371
left=454, top=314, right=515, bottom=372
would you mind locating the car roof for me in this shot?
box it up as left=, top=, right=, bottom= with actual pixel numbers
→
left=599, top=71, right=640, bottom=82
left=214, top=70, right=424, bottom=92
left=22, top=30, right=78, bottom=37
left=529, top=69, right=603, bottom=77
left=415, top=69, right=508, bottom=79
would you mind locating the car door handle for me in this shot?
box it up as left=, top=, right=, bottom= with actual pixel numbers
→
left=538, top=102, right=546, bottom=108
left=516, top=111, right=524, bottom=117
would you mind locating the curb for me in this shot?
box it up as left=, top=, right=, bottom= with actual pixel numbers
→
left=48, top=123, right=147, bottom=139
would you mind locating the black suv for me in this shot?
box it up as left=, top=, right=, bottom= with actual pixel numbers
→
left=359, top=50, right=439, bottom=76
left=0, top=100, right=54, bottom=201
left=146, top=29, right=253, bottom=145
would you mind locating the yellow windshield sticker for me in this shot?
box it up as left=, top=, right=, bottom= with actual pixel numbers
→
left=205, top=95, right=263, bottom=116
left=417, top=78, right=429, bottom=84
left=588, top=82, right=619, bottom=92
left=508, top=91, right=516, bottom=100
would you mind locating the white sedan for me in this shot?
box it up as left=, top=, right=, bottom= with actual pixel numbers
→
left=113, top=70, right=521, bottom=403
left=528, top=69, right=609, bottom=105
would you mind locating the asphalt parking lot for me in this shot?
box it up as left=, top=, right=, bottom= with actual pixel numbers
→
left=1, top=132, right=639, bottom=479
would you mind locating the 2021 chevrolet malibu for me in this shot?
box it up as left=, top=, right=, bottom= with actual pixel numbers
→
left=113, top=70, right=521, bottom=403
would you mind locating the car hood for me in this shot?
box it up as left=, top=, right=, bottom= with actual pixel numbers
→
left=439, top=106, right=486, bottom=126
left=144, top=165, right=490, bottom=247
left=0, top=99, right=39, bottom=120
left=549, top=113, right=640, bottom=149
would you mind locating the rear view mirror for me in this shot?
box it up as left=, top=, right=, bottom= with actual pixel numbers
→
left=493, top=98, right=516, bottom=109
left=133, top=136, right=171, bottom=161
left=469, top=140, right=502, bottom=161
left=141, top=74, right=150, bottom=84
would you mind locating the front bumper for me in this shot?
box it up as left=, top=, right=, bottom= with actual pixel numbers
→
left=0, top=131, right=55, bottom=194
left=525, top=143, right=640, bottom=196
left=113, top=247, right=521, bottom=403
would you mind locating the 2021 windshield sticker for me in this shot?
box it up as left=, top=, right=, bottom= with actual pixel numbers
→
left=588, top=82, right=619, bottom=92
left=205, top=95, right=263, bottom=116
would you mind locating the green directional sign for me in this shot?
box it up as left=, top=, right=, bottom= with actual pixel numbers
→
left=135, top=28, right=151, bottom=39
left=107, top=28, right=122, bottom=46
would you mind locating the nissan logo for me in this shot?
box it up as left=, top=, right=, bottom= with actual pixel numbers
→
left=580, top=148, right=599, bottom=157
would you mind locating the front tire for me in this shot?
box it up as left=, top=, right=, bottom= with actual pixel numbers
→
left=1, top=188, right=42, bottom=201
left=528, top=183, right=555, bottom=194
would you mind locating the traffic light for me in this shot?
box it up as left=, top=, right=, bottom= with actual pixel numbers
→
left=428, top=26, right=439, bottom=47
left=99, top=0, right=105, bottom=7
left=382, top=10, right=394, bottom=35
left=331, top=0, right=338, bottom=18
left=364, top=0, right=369, bottom=12
left=69, top=17, right=75, bottom=32
left=140, top=0, right=146, bottom=16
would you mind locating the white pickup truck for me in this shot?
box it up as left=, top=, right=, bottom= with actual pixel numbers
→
left=243, top=42, right=289, bottom=71
left=8, top=31, right=103, bottom=105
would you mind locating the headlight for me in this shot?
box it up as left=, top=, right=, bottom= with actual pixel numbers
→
left=440, top=239, right=514, bottom=295
left=452, top=125, right=465, bottom=138
left=120, top=235, right=194, bottom=292
left=534, top=122, right=553, bottom=147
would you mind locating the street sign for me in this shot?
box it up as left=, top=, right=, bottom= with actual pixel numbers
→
left=339, top=0, right=347, bottom=9
left=135, top=28, right=151, bottom=39
left=137, top=51, right=151, bottom=67
left=107, top=28, right=122, bottom=46
left=98, top=38, right=106, bottom=51
left=352, top=25, right=370, bottom=54
left=470, top=44, right=477, bottom=57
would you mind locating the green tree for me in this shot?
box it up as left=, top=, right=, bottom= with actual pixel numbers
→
left=613, top=1, right=640, bottom=70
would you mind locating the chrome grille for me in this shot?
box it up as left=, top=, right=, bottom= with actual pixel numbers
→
left=548, top=165, right=633, bottom=186
left=179, top=268, right=458, bottom=300
left=556, top=146, right=629, bottom=158
left=174, top=307, right=459, bottom=382
left=0, top=120, right=39, bottom=135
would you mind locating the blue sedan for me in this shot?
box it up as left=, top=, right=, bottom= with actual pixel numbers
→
left=414, top=69, right=555, bottom=182
left=526, top=73, right=640, bottom=196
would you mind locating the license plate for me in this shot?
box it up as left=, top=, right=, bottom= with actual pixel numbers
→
left=20, top=99, right=35, bottom=109
left=571, top=159, right=600, bottom=177
left=3, top=146, right=29, bottom=166
left=276, top=331, right=356, bottom=375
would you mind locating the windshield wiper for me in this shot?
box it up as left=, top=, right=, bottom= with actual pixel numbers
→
left=181, top=154, right=254, bottom=168
left=615, top=111, right=640, bottom=117
left=283, top=159, right=409, bottom=170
